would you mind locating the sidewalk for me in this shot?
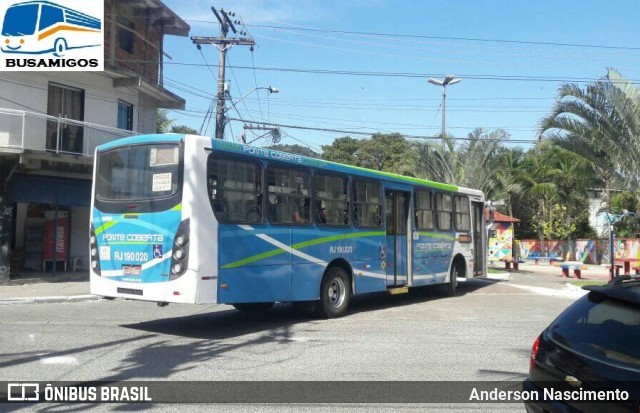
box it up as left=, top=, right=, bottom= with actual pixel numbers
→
left=0, top=271, right=96, bottom=305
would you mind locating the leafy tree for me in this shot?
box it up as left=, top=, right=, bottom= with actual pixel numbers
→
left=266, top=144, right=320, bottom=158
left=354, top=133, right=416, bottom=175
left=538, top=204, right=575, bottom=243
left=170, top=125, right=198, bottom=134
left=321, top=136, right=361, bottom=165
left=611, top=191, right=640, bottom=238
left=157, top=109, right=174, bottom=133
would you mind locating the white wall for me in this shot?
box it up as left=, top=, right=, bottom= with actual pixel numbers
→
left=0, top=72, right=152, bottom=153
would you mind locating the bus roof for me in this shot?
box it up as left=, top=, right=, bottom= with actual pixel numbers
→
left=97, top=133, right=484, bottom=197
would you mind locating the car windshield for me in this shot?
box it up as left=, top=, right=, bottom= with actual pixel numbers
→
left=550, top=292, right=640, bottom=370
left=2, top=5, right=38, bottom=36
left=96, top=144, right=181, bottom=202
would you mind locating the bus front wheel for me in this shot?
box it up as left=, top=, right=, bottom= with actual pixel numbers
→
left=232, top=302, right=274, bottom=313
left=316, top=266, right=351, bottom=318
left=54, top=38, right=67, bottom=57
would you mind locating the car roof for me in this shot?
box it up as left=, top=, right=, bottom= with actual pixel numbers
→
left=584, top=276, right=640, bottom=305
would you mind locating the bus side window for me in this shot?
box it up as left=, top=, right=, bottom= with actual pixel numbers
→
left=352, top=179, right=382, bottom=228
left=206, top=156, right=262, bottom=223
left=267, top=166, right=310, bottom=225
left=313, top=173, right=349, bottom=226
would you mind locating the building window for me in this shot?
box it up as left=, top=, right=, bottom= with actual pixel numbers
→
left=454, top=195, right=471, bottom=232
left=117, top=16, right=135, bottom=53
left=436, top=193, right=453, bottom=231
left=352, top=179, right=382, bottom=228
left=207, top=157, right=263, bottom=224
left=117, top=100, right=133, bottom=131
left=414, top=189, right=434, bottom=230
left=46, top=83, right=84, bottom=153
left=313, top=174, right=349, bottom=226
left=267, top=165, right=311, bottom=225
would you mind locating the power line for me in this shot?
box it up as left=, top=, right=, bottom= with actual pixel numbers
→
left=244, top=23, right=640, bottom=52
left=226, top=117, right=539, bottom=143
left=160, top=62, right=640, bottom=84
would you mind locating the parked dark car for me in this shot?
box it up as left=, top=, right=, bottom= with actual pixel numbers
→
left=524, top=275, right=640, bottom=413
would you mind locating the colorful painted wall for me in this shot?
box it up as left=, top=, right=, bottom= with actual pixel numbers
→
left=517, top=238, right=640, bottom=264
left=488, top=222, right=514, bottom=261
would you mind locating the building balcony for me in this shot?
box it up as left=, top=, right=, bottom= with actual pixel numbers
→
left=0, top=108, right=136, bottom=162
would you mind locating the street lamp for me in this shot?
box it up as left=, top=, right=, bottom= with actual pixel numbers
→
left=212, top=86, right=278, bottom=139
left=427, top=75, right=461, bottom=138
left=600, top=210, right=636, bottom=277
left=225, top=86, right=279, bottom=113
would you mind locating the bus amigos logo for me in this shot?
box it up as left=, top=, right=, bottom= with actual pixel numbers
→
left=0, top=0, right=103, bottom=71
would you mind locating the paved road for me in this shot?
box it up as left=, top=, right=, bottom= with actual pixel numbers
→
left=0, top=278, right=576, bottom=412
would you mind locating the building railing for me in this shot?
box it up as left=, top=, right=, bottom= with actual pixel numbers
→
left=0, top=108, right=136, bottom=157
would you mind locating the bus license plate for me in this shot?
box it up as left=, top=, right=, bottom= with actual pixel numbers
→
left=122, top=265, right=142, bottom=275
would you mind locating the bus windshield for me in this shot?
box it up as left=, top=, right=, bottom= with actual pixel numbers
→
left=96, top=144, right=181, bottom=202
left=2, top=4, right=39, bottom=36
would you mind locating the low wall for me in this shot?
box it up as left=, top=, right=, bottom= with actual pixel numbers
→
left=518, top=238, right=639, bottom=264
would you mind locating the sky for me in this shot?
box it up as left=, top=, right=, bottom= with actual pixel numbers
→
left=160, top=0, right=640, bottom=153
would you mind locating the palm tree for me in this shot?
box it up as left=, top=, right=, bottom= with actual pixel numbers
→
left=539, top=68, right=640, bottom=203
left=414, top=128, right=509, bottom=195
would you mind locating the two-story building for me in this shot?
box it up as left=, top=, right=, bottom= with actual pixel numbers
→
left=0, top=0, right=189, bottom=283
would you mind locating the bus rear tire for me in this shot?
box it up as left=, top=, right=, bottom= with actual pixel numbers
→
left=232, top=302, right=274, bottom=313
left=315, top=267, right=351, bottom=318
left=447, top=265, right=459, bottom=297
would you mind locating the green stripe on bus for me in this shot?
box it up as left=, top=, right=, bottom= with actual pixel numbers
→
left=221, top=230, right=386, bottom=269
left=171, top=204, right=182, bottom=211
left=95, top=220, right=118, bottom=235
left=418, top=231, right=456, bottom=241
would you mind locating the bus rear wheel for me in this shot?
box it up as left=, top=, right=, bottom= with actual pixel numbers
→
left=232, top=302, right=274, bottom=313
left=315, top=267, right=351, bottom=318
left=447, top=264, right=459, bottom=297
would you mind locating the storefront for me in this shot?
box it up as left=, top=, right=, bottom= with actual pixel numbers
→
left=8, top=174, right=91, bottom=276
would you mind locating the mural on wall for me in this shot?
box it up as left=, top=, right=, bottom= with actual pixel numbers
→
left=517, top=238, right=636, bottom=264
left=488, top=222, right=514, bottom=261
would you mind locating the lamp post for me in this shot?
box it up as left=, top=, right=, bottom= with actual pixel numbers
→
left=427, top=75, right=461, bottom=138
left=601, top=210, right=636, bottom=276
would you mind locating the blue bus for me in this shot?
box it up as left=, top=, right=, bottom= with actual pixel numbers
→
left=1, top=0, right=101, bottom=56
left=90, top=134, right=487, bottom=317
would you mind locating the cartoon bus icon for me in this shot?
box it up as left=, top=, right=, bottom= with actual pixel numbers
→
left=1, top=1, right=101, bottom=57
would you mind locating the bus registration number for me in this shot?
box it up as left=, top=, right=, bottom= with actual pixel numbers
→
left=122, top=265, right=142, bottom=276
left=114, top=252, right=149, bottom=262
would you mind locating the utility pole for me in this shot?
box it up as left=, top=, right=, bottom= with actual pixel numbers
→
left=191, top=7, right=255, bottom=140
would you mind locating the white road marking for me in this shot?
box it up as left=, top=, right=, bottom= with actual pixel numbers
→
left=39, top=355, right=79, bottom=365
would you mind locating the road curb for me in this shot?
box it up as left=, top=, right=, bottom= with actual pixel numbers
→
left=0, top=294, right=100, bottom=305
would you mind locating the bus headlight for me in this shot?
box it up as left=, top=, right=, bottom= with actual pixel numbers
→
left=170, top=219, right=190, bottom=279
left=89, top=224, right=101, bottom=276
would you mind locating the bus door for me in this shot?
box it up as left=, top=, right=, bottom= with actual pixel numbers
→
left=385, top=190, right=410, bottom=286
left=472, top=201, right=485, bottom=276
